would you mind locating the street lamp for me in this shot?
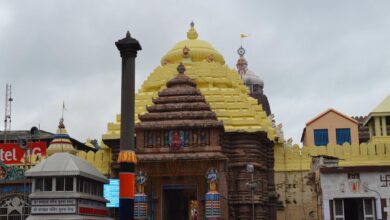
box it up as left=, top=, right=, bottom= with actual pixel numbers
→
left=246, top=164, right=262, bottom=220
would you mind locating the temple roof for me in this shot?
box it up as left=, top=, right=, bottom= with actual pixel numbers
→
left=25, top=152, right=108, bottom=183
left=136, top=63, right=223, bottom=130
left=103, top=24, right=277, bottom=141
left=364, top=95, right=390, bottom=125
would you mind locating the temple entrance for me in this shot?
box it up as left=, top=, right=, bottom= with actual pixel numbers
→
left=163, top=185, right=197, bottom=220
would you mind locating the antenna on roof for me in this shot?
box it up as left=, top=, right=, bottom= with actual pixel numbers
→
left=4, top=84, right=13, bottom=143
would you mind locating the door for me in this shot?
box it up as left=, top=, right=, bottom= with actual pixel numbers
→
left=333, top=198, right=376, bottom=220
left=162, top=185, right=197, bottom=220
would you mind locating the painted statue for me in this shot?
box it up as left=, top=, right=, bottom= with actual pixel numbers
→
left=136, top=171, right=147, bottom=193
left=170, top=130, right=182, bottom=150
left=189, top=200, right=198, bottom=220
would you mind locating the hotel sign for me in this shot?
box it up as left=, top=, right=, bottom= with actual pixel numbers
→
left=0, top=142, right=46, bottom=165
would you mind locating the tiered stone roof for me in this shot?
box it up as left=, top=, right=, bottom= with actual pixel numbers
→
left=136, top=63, right=223, bottom=130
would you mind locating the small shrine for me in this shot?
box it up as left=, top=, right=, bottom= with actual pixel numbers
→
left=25, top=152, right=112, bottom=220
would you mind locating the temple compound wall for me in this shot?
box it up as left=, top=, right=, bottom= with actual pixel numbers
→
left=274, top=142, right=390, bottom=220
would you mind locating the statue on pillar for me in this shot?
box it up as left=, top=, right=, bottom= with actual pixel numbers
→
left=134, top=171, right=148, bottom=220
left=205, top=168, right=222, bottom=219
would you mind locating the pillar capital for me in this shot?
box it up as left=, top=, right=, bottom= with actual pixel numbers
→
left=115, top=31, right=142, bottom=58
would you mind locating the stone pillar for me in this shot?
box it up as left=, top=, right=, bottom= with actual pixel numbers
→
left=115, top=31, right=142, bottom=220
left=52, top=177, right=56, bottom=192
left=376, top=198, right=382, bottom=220
left=73, top=177, right=77, bottom=192
left=375, top=117, right=382, bottom=136
left=382, top=116, right=387, bottom=136
left=369, top=122, right=374, bottom=138
left=32, top=179, right=36, bottom=193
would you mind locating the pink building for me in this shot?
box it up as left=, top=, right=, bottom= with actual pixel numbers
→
left=301, top=108, right=359, bottom=146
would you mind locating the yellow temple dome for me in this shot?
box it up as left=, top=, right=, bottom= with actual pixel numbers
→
left=103, top=24, right=277, bottom=142
left=160, top=22, right=225, bottom=65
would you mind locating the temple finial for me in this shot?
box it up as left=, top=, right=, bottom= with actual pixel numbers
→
left=59, top=118, right=65, bottom=129
left=177, top=62, right=186, bottom=74
left=187, top=22, right=198, bottom=40
left=126, top=31, right=131, bottom=38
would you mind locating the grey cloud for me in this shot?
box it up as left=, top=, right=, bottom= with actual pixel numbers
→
left=0, top=0, right=389, bottom=144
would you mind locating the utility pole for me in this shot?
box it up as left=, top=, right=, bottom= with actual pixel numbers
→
left=4, top=84, right=13, bottom=143
left=115, top=31, right=142, bottom=220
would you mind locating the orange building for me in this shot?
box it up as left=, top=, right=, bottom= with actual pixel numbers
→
left=301, top=108, right=359, bottom=146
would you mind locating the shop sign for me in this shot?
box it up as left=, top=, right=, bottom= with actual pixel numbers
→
left=31, top=199, right=76, bottom=206
left=31, top=205, right=76, bottom=214
left=0, top=142, right=46, bottom=165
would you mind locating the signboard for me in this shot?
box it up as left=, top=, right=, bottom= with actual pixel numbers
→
left=32, top=199, right=76, bottom=206
left=104, top=179, right=119, bottom=207
left=31, top=206, right=77, bottom=214
left=0, top=142, right=46, bottom=165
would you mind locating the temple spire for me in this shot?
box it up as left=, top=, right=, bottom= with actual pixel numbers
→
left=187, top=22, right=198, bottom=40
left=236, top=45, right=248, bottom=77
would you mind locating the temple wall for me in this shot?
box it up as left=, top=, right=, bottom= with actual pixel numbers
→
left=223, top=132, right=275, bottom=220
left=274, top=142, right=390, bottom=220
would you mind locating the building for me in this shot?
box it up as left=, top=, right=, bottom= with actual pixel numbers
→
left=25, top=152, right=112, bottom=220
left=319, top=164, right=390, bottom=220
left=364, top=95, right=390, bottom=144
left=103, top=23, right=281, bottom=220
left=301, top=108, right=359, bottom=146
left=0, top=119, right=112, bottom=220
left=275, top=96, right=390, bottom=220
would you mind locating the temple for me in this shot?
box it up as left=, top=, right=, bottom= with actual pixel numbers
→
left=103, top=23, right=280, bottom=220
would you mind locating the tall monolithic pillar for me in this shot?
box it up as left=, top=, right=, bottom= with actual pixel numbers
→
left=115, top=31, right=142, bottom=220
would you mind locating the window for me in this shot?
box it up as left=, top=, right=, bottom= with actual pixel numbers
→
left=56, top=177, right=65, bottom=191
left=348, top=173, right=359, bottom=179
left=363, top=199, right=375, bottom=220
left=35, top=178, right=43, bottom=192
left=44, top=178, right=52, bottom=191
left=314, top=129, right=329, bottom=146
left=65, top=177, right=73, bottom=191
left=336, top=128, right=351, bottom=145
left=334, top=199, right=344, bottom=220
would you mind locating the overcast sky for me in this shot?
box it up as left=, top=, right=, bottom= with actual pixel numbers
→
left=0, top=0, right=389, bottom=145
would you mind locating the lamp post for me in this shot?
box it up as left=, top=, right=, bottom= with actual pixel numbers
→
left=246, top=164, right=262, bottom=220
left=115, top=31, right=142, bottom=220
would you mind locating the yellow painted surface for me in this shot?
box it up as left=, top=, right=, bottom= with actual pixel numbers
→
left=77, top=148, right=112, bottom=176
left=274, top=142, right=390, bottom=172
left=102, top=25, right=276, bottom=142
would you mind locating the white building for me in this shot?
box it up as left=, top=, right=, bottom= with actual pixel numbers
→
left=320, top=166, right=390, bottom=220
left=25, top=152, right=112, bottom=220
